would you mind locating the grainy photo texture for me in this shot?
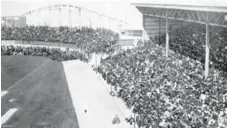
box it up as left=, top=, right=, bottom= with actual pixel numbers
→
left=1, top=0, right=227, bottom=128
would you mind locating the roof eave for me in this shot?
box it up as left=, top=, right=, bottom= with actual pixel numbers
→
left=131, top=3, right=227, bottom=13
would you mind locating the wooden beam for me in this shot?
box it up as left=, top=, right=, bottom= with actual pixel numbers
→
left=176, top=10, right=182, bottom=18
left=186, top=11, right=193, bottom=21
left=143, top=14, right=227, bottom=28
left=179, top=11, right=185, bottom=19
left=196, top=11, right=201, bottom=21
left=201, top=12, right=207, bottom=22
left=208, top=12, right=217, bottom=22
left=171, top=9, right=178, bottom=17
left=214, top=14, right=222, bottom=24
left=190, top=11, right=198, bottom=21
left=159, top=18, right=161, bottom=43
left=188, top=11, right=196, bottom=21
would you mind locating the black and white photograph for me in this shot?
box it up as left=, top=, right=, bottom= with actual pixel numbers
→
left=1, top=0, right=227, bottom=127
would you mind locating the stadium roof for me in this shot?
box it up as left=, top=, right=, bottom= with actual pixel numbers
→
left=131, top=0, right=227, bottom=12
left=131, top=0, right=227, bottom=27
left=130, top=0, right=227, bottom=7
left=130, top=0, right=227, bottom=78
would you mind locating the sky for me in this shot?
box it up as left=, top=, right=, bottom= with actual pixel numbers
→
left=1, top=0, right=227, bottom=29
left=1, top=0, right=144, bottom=29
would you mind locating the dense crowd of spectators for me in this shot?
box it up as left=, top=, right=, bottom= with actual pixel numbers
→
left=1, top=25, right=119, bottom=54
left=2, top=23, right=227, bottom=128
left=153, top=23, right=227, bottom=72
left=1, top=45, right=90, bottom=62
left=97, top=42, right=227, bottom=127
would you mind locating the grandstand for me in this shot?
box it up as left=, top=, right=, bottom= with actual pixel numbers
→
left=1, top=1, right=227, bottom=128
left=96, top=1, right=227, bottom=128
left=132, top=1, right=227, bottom=78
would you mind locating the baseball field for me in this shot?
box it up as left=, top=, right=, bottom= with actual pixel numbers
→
left=1, top=56, right=79, bottom=128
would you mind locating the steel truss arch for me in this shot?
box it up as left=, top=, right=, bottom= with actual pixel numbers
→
left=22, top=4, right=128, bottom=25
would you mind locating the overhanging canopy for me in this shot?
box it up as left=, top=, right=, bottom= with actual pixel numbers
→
left=132, top=3, right=227, bottom=27
left=131, top=3, right=227, bottom=13
left=132, top=1, right=227, bottom=78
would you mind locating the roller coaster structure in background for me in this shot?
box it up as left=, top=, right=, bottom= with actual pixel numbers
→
left=3, top=4, right=129, bottom=31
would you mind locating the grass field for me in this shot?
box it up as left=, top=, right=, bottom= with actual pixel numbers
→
left=1, top=56, right=79, bottom=128
left=1, top=56, right=49, bottom=90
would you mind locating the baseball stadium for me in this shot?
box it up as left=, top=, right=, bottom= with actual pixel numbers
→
left=1, top=0, right=227, bottom=128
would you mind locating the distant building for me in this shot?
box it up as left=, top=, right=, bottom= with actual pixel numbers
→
left=1, top=16, right=26, bottom=27
left=117, top=29, right=149, bottom=50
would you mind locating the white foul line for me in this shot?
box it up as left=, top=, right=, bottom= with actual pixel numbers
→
left=1, top=91, right=8, bottom=97
left=1, top=60, right=49, bottom=125
left=1, top=108, right=18, bottom=125
left=6, top=60, right=49, bottom=91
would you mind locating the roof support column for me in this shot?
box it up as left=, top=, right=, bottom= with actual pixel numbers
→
left=165, top=16, right=169, bottom=57
left=69, top=9, right=72, bottom=27
left=38, top=11, right=41, bottom=26
left=109, top=18, right=111, bottom=30
left=48, top=9, right=51, bottom=26
left=89, top=11, right=92, bottom=28
left=159, top=18, right=161, bottom=44
left=99, top=15, right=103, bottom=28
left=205, top=23, right=210, bottom=78
left=78, top=8, right=82, bottom=28
left=58, top=8, right=61, bottom=27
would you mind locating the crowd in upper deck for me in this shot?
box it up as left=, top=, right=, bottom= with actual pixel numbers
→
left=1, top=25, right=119, bottom=54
